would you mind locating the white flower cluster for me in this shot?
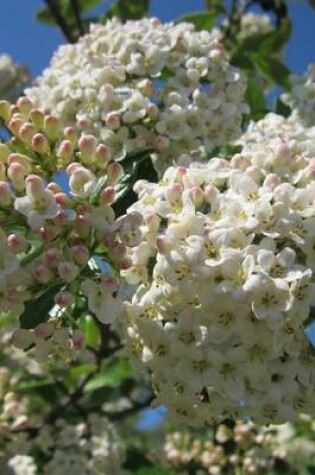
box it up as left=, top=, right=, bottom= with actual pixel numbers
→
left=0, top=97, right=144, bottom=357
left=123, top=116, right=315, bottom=425
left=26, top=18, right=248, bottom=174
left=0, top=54, right=29, bottom=102
left=282, top=63, right=315, bottom=127
left=238, top=13, right=273, bottom=39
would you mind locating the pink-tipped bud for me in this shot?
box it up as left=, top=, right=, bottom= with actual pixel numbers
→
left=137, top=79, right=154, bottom=95
left=19, top=122, right=36, bottom=146
left=17, top=97, right=33, bottom=117
left=95, top=143, right=110, bottom=168
left=63, top=126, right=77, bottom=142
left=119, top=257, right=132, bottom=270
left=0, top=100, right=11, bottom=122
left=165, top=182, right=183, bottom=204
left=231, top=153, right=246, bottom=169
left=263, top=173, right=281, bottom=190
left=101, top=274, right=119, bottom=292
left=73, top=214, right=90, bottom=238
left=78, top=134, right=97, bottom=162
left=34, top=322, right=54, bottom=338
left=11, top=329, right=34, bottom=349
left=55, top=192, right=72, bottom=208
left=72, top=330, right=85, bottom=349
left=25, top=174, right=44, bottom=194
left=77, top=117, right=91, bottom=129
left=43, top=248, right=62, bottom=268
left=102, top=233, right=115, bottom=248
left=57, top=140, right=73, bottom=162
left=54, top=291, right=73, bottom=307
left=58, top=261, right=78, bottom=282
left=33, top=264, right=54, bottom=284
left=189, top=186, right=204, bottom=208
left=0, top=144, right=9, bottom=163
left=100, top=186, right=115, bottom=204
left=8, top=116, right=24, bottom=135
left=30, top=109, right=44, bottom=129
left=156, top=235, right=172, bottom=254
left=111, top=243, right=127, bottom=262
left=44, top=115, right=59, bottom=141
left=7, top=233, right=28, bottom=253
left=204, top=184, right=217, bottom=203
left=105, top=112, right=120, bottom=129
left=71, top=245, right=89, bottom=266
left=8, top=163, right=25, bottom=191
left=31, top=133, right=49, bottom=154
left=0, top=182, right=12, bottom=206
left=46, top=182, right=62, bottom=194
left=106, top=162, right=124, bottom=185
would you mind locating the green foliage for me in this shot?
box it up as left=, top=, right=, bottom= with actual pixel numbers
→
left=19, top=284, right=63, bottom=329
left=249, top=53, right=291, bottom=90
left=78, top=314, right=101, bottom=348
left=84, top=359, right=132, bottom=392
left=245, top=79, right=269, bottom=121
left=175, top=11, right=217, bottom=31
left=105, top=0, right=149, bottom=21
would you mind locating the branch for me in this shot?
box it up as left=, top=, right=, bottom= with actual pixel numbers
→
left=43, top=0, right=76, bottom=43
left=70, top=0, right=85, bottom=37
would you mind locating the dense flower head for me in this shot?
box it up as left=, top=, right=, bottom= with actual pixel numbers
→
left=0, top=97, right=143, bottom=357
left=123, top=113, right=315, bottom=426
left=282, top=63, right=315, bottom=127
left=26, top=17, right=248, bottom=175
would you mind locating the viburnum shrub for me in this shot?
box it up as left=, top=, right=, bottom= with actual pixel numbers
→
left=0, top=16, right=314, bottom=470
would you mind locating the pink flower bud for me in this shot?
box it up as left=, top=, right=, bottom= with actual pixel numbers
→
left=8, top=116, right=24, bottom=135
left=73, top=214, right=90, bottom=238
left=105, top=112, right=120, bottom=129
left=189, top=186, right=204, bottom=208
left=77, top=117, right=91, bottom=129
left=43, top=248, right=62, bottom=268
left=119, top=257, right=132, bottom=270
left=263, top=173, right=280, bottom=190
left=25, top=174, right=45, bottom=194
left=58, top=261, right=78, bottom=282
left=231, top=153, right=246, bottom=169
left=57, top=140, right=73, bottom=162
left=8, top=163, right=25, bottom=191
left=102, top=233, right=115, bottom=248
left=111, top=243, right=127, bottom=262
left=204, top=184, right=217, bottom=203
left=107, top=162, right=124, bottom=185
left=33, top=264, right=54, bottom=283
left=55, top=192, right=72, bottom=208
left=63, top=126, right=77, bottom=141
left=165, top=183, right=183, bottom=204
left=95, top=143, right=110, bottom=168
left=11, top=329, right=34, bottom=349
left=17, top=97, right=33, bottom=117
left=7, top=233, right=28, bottom=253
left=78, top=134, right=97, bottom=159
left=245, top=165, right=263, bottom=183
left=34, top=322, right=54, bottom=338
left=71, top=245, right=89, bottom=265
left=156, top=235, right=172, bottom=254
left=100, top=186, right=115, bottom=204
left=147, top=104, right=159, bottom=119
left=72, top=330, right=85, bottom=349
left=54, top=291, right=73, bottom=307
left=19, top=122, right=36, bottom=146
left=44, top=115, right=59, bottom=140
left=137, top=79, right=154, bottom=95
left=31, top=133, right=49, bottom=153
left=101, top=274, right=119, bottom=292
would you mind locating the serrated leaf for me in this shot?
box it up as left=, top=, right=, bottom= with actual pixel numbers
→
left=250, top=53, right=291, bottom=90
left=245, top=80, right=269, bottom=121
left=19, top=284, right=63, bottom=330
left=176, top=12, right=216, bottom=31
left=84, top=359, right=132, bottom=391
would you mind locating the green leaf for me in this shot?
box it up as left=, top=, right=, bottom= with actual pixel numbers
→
left=135, top=467, right=175, bottom=475
left=230, top=51, right=255, bottom=71
left=84, top=359, right=132, bottom=391
left=35, top=7, right=56, bottom=26
left=76, top=0, right=103, bottom=12
left=245, top=80, right=269, bottom=121
left=19, top=284, right=63, bottom=330
left=175, top=12, right=216, bottom=31
left=275, top=97, right=291, bottom=118
left=78, top=314, right=101, bottom=348
left=205, top=0, right=226, bottom=14
left=70, top=363, right=97, bottom=377
left=249, top=53, right=291, bottom=90
left=107, top=0, right=149, bottom=21
left=237, top=20, right=291, bottom=55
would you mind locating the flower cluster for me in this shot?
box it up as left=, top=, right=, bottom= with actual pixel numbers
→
left=157, top=416, right=315, bottom=474
left=238, top=12, right=273, bottom=39
left=123, top=114, right=315, bottom=425
left=0, top=96, right=143, bottom=360
left=282, top=63, right=315, bottom=127
left=26, top=17, right=248, bottom=175
left=0, top=54, right=30, bottom=102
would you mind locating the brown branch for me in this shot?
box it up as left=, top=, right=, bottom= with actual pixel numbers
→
left=70, top=0, right=85, bottom=37
left=43, top=0, right=76, bottom=43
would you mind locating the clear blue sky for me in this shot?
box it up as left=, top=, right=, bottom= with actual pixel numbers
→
left=0, top=1, right=314, bottom=78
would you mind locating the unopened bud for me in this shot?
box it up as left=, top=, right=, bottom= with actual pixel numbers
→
left=44, top=115, right=59, bottom=141
left=63, top=126, right=77, bottom=141
left=95, top=143, right=110, bottom=168
left=100, top=186, right=115, bottom=204
left=0, top=182, right=11, bottom=206
left=106, top=162, right=123, bottom=185
left=105, top=112, right=120, bottom=129
left=17, top=97, right=33, bottom=117
left=71, top=245, right=89, bottom=265
left=8, top=116, right=24, bottom=135
left=19, top=122, right=36, bottom=146
left=57, top=140, right=73, bottom=162
left=30, top=109, right=44, bottom=130
left=58, top=261, right=78, bottom=282
left=33, top=264, right=54, bottom=284
left=32, top=133, right=49, bottom=153
left=55, top=291, right=73, bottom=307
left=78, top=134, right=97, bottom=162
left=0, top=100, right=11, bottom=122
left=34, top=322, right=54, bottom=338
left=7, top=233, right=29, bottom=253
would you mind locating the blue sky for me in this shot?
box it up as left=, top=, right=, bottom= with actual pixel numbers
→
left=0, top=1, right=314, bottom=78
